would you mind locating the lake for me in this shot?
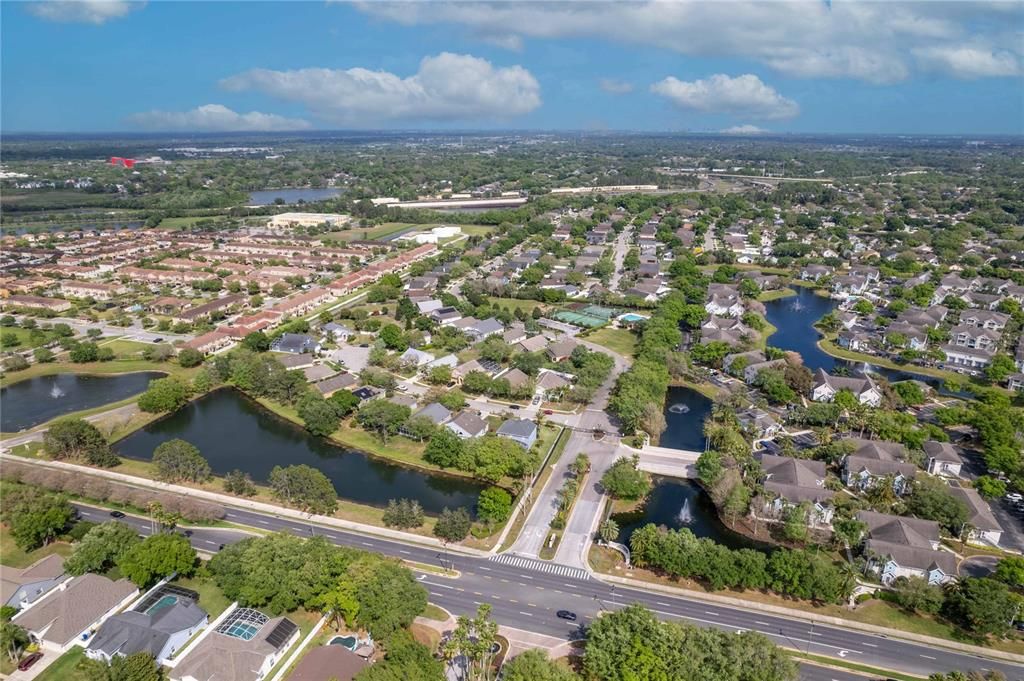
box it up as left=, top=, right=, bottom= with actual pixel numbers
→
left=248, top=188, right=344, bottom=205
left=612, top=477, right=761, bottom=551
left=0, top=371, right=165, bottom=432
left=114, top=388, right=485, bottom=514
left=762, top=287, right=967, bottom=396
left=762, top=287, right=839, bottom=373
left=660, top=386, right=713, bottom=452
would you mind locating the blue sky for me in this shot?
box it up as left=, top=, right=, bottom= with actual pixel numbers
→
left=2, top=0, right=1022, bottom=134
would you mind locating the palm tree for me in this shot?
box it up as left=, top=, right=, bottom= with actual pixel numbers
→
left=598, top=519, right=619, bottom=544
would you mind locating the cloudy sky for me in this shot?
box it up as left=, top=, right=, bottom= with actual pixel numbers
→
left=2, top=0, right=1022, bottom=134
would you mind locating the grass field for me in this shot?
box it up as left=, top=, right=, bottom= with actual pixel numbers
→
left=758, top=288, right=797, bottom=302
left=0, top=525, right=74, bottom=569
left=97, top=338, right=154, bottom=358
left=585, top=327, right=638, bottom=358
left=484, top=297, right=549, bottom=313
left=173, top=573, right=233, bottom=618
left=324, top=222, right=417, bottom=241
left=33, top=647, right=90, bottom=681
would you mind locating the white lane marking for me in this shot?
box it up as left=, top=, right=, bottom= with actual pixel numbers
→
left=398, top=550, right=411, bottom=555
left=360, top=541, right=373, bottom=546
left=255, top=519, right=269, bottom=525
left=518, top=612, right=533, bottom=617
left=862, top=642, right=878, bottom=648
left=646, top=608, right=861, bottom=655
left=755, top=621, right=772, bottom=627
left=920, top=655, right=937, bottom=660
left=656, top=602, right=672, bottom=607
left=479, top=566, right=491, bottom=571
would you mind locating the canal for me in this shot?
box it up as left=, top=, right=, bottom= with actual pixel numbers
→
left=1, top=372, right=165, bottom=432
left=660, top=386, right=713, bottom=452
left=114, top=388, right=485, bottom=514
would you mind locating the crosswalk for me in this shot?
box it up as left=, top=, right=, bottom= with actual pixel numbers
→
left=489, top=553, right=590, bottom=581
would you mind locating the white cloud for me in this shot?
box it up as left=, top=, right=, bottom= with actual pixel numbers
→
left=914, top=46, right=1021, bottom=79
left=220, top=53, right=541, bottom=125
left=354, top=1, right=1023, bottom=83
left=26, top=0, right=144, bottom=25
left=720, top=124, right=767, bottom=135
left=125, top=104, right=311, bottom=132
left=599, top=78, right=634, bottom=95
left=651, top=74, right=799, bottom=120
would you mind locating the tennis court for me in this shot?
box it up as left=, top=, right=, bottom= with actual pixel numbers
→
left=553, top=310, right=607, bottom=328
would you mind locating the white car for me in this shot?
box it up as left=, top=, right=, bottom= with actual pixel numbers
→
left=1005, top=493, right=1023, bottom=503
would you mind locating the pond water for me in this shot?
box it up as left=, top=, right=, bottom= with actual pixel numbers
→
left=114, top=388, right=485, bottom=514
left=762, top=287, right=967, bottom=397
left=0, top=372, right=165, bottom=432
left=762, top=287, right=839, bottom=373
left=248, top=188, right=344, bottom=205
left=612, top=477, right=763, bottom=551
left=660, top=386, right=713, bottom=452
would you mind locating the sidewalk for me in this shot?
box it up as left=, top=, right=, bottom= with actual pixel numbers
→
left=596, top=571, right=1024, bottom=665
left=0, top=453, right=490, bottom=558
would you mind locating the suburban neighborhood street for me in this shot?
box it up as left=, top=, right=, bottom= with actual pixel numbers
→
left=68, top=500, right=1024, bottom=680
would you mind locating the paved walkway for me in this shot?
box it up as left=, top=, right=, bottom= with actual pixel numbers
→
left=1, top=403, right=140, bottom=446
left=634, top=445, right=700, bottom=478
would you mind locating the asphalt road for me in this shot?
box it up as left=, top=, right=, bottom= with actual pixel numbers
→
left=73, top=502, right=1022, bottom=680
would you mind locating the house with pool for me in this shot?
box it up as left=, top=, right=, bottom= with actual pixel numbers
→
left=86, top=584, right=208, bottom=665
left=172, top=607, right=299, bottom=681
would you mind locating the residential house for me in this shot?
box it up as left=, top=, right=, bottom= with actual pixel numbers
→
left=923, top=441, right=963, bottom=478
left=948, top=486, right=1002, bottom=547
left=536, top=369, right=573, bottom=399
left=183, top=330, right=233, bottom=355
left=410, top=403, right=453, bottom=426
left=276, top=353, right=316, bottom=370
left=704, top=284, right=744, bottom=317
left=546, top=339, right=579, bottom=362
left=13, top=574, right=138, bottom=653
left=314, top=373, right=357, bottom=397
left=172, top=608, right=299, bottom=681
left=496, top=419, right=538, bottom=449
left=758, top=454, right=835, bottom=529
left=288, top=645, right=368, bottom=681
left=960, top=310, right=1010, bottom=332
left=737, top=408, right=782, bottom=440
left=800, top=265, right=833, bottom=281
left=320, top=322, right=354, bottom=343
left=842, top=438, right=917, bottom=494
left=810, top=369, right=882, bottom=407
left=271, top=333, right=317, bottom=355
left=1, top=555, right=66, bottom=609
left=857, top=511, right=957, bottom=586
left=86, top=586, right=208, bottom=665
left=445, top=411, right=489, bottom=439
left=400, top=348, right=435, bottom=367
left=743, top=358, right=787, bottom=385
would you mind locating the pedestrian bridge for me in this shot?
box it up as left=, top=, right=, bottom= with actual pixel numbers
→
left=635, top=445, right=702, bottom=478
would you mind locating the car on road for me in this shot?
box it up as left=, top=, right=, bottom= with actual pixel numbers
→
left=182, top=530, right=194, bottom=538
left=17, top=652, right=43, bottom=671
left=543, top=409, right=553, bottom=415
left=509, top=405, right=520, bottom=410
left=218, top=544, right=226, bottom=551
left=556, top=610, right=577, bottom=621
left=1006, top=492, right=1023, bottom=503
left=397, top=385, right=408, bottom=392
left=532, top=396, right=541, bottom=405
left=109, top=510, right=126, bottom=518
left=152, top=337, right=164, bottom=343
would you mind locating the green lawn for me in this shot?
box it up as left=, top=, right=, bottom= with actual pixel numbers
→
left=757, top=288, right=796, bottom=302
left=97, top=339, right=155, bottom=358
left=0, top=525, right=74, bottom=569
left=324, top=222, right=416, bottom=241
left=33, top=646, right=91, bottom=681
left=585, top=327, right=638, bottom=358
left=173, top=574, right=233, bottom=617
left=484, top=297, right=548, bottom=313
left=0, top=326, right=60, bottom=350
left=0, top=358, right=193, bottom=387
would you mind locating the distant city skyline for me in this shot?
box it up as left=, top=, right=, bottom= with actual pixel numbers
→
left=2, top=0, right=1022, bottom=135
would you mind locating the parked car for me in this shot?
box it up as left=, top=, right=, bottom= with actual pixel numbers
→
left=1006, top=492, right=1023, bottom=503
left=109, top=510, right=126, bottom=518
left=17, top=652, right=42, bottom=671
left=556, top=610, right=577, bottom=621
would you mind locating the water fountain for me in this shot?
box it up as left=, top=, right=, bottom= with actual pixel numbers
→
left=668, top=403, right=690, bottom=414
left=789, top=299, right=805, bottom=312
left=678, top=498, right=694, bottom=525
left=49, top=384, right=65, bottom=399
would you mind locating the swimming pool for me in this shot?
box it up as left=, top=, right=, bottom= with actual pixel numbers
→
left=145, top=595, right=179, bottom=615
left=329, top=635, right=357, bottom=650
